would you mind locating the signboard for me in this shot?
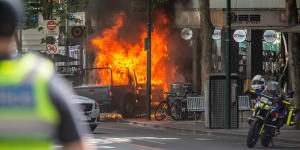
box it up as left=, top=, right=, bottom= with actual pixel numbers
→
left=233, top=30, right=247, bottom=43
left=212, top=29, right=221, bottom=40
left=47, top=21, right=56, bottom=30
left=69, top=45, right=80, bottom=65
left=231, top=10, right=288, bottom=28
left=46, top=44, right=58, bottom=54
left=45, top=20, right=59, bottom=36
left=263, top=30, right=277, bottom=43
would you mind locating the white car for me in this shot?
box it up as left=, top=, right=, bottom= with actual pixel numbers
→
left=72, top=95, right=100, bottom=132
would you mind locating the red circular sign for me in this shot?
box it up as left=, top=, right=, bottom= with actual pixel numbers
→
left=47, top=21, right=56, bottom=31
left=71, top=26, right=84, bottom=38
left=46, top=44, right=58, bottom=54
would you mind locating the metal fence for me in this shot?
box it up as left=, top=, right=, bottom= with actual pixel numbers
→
left=187, top=95, right=252, bottom=112
left=187, top=96, right=205, bottom=112
left=238, top=95, right=251, bottom=111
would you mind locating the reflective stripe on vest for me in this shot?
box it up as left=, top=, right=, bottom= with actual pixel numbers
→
left=0, top=54, right=60, bottom=150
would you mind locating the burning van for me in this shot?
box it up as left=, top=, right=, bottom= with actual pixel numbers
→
left=74, top=5, right=192, bottom=118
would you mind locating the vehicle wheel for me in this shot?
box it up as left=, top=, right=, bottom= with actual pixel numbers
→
left=90, top=124, right=98, bottom=132
left=121, top=95, right=135, bottom=118
left=247, top=118, right=262, bottom=148
left=122, top=102, right=135, bottom=118
left=170, top=100, right=182, bottom=120
left=260, top=135, right=272, bottom=147
left=155, top=101, right=169, bottom=121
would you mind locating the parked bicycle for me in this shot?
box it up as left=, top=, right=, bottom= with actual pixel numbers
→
left=154, top=91, right=175, bottom=121
left=170, top=86, right=196, bottom=120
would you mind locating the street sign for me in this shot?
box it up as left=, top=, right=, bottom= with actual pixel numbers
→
left=263, top=30, right=277, bottom=43
left=46, top=44, right=58, bottom=54
left=212, top=29, right=221, bottom=40
left=47, top=20, right=56, bottom=31
left=233, top=30, right=247, bottom=43
left=45, top=20, right=59, bottom=36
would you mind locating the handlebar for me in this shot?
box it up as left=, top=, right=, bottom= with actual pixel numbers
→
left=248, top=89, right=280, bottom=101
left=160, top=90, right=174, bottom=96
left=161, top=88, right=198, bottom=98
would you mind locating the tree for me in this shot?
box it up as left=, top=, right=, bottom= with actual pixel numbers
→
left=286, top=0, right=300, bottom=129
left=24, top=0, right=88, bottom=29
left=199, top=0, right=214, bottom=94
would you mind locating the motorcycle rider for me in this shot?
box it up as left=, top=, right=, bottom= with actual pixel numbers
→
left=264, top=81, right=286, bottom=126
left=251, top=76, right=285, bottom=126
left=251, top=76, right=283, bottom=123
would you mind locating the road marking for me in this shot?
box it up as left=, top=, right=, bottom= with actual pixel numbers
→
left=195, top=138, right=214, bottom=141
left=143, top=139, right=166, bottom=144
left=84, top=136, right=179, bottom=149
left=99, top=127, right=127, bottom=130
left=122, top=142, right=166, bottom=150
left=96, top=146, right=116, bottom=149
left=128, top=137, right=180, bottom=140
left=87, top=138, right=132, bottom=145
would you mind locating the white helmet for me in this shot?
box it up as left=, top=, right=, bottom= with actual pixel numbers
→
left=251, top=75, right=265, bottom=92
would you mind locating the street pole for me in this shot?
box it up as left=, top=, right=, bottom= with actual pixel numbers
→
left=18, top=26, right=22, bottom=56
left=65, top=0, right=69, bottom=72
left=225, top=0, right=232, bottom=129
left=146, top=0, right=152, bottom=120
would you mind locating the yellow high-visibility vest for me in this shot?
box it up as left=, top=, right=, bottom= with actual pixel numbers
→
left=0, top=54, right=60, bottom=150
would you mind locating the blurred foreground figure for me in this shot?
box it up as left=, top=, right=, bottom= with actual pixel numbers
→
left=0, top=0, right=92, bottom=150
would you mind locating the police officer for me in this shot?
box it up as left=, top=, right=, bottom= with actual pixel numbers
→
left=0, top=0, right=92, bottom=150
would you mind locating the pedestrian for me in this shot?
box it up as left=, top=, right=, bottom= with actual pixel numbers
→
left=0, top=0, right=93, bottom=150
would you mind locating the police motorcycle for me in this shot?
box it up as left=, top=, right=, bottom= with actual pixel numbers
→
left=246, top=88, right=298, bottom=148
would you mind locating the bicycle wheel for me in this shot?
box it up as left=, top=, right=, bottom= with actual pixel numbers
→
left=170, top=100, right=183, bottom=120
left=154, top=101, right=169, bottom=121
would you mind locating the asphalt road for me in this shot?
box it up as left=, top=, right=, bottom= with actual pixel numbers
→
left=86, top=122, right=300, bottom=150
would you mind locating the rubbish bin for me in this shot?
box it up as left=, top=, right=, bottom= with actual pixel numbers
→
left=205, top=73, right=239, bottom=129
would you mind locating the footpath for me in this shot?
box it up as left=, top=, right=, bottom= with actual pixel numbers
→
left=123, top=118, right=300, bottom=144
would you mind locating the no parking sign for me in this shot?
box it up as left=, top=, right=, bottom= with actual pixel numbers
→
left=46, top=44, right=58, bottom=54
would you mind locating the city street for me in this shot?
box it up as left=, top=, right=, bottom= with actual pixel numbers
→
left=87, top=122, right=300, bottom=150
left=3, top=0, right=300, bottom=150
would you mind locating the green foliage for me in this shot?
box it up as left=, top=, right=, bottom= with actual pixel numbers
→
left=24, top=0, right=88, bottom=30
left=24, top=0, right=41, bottom=29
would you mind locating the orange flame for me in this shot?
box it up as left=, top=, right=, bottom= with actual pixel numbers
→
left=91, top=12, right=175, bottom=91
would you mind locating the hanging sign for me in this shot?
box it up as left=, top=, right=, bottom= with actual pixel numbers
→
left=212, top=29, right=221, bottom=40
left=181, top=28, right=193, bottom=40
left=263, top=30, right=277, bottom=43
left=233, top=30, right=247, bottom=43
